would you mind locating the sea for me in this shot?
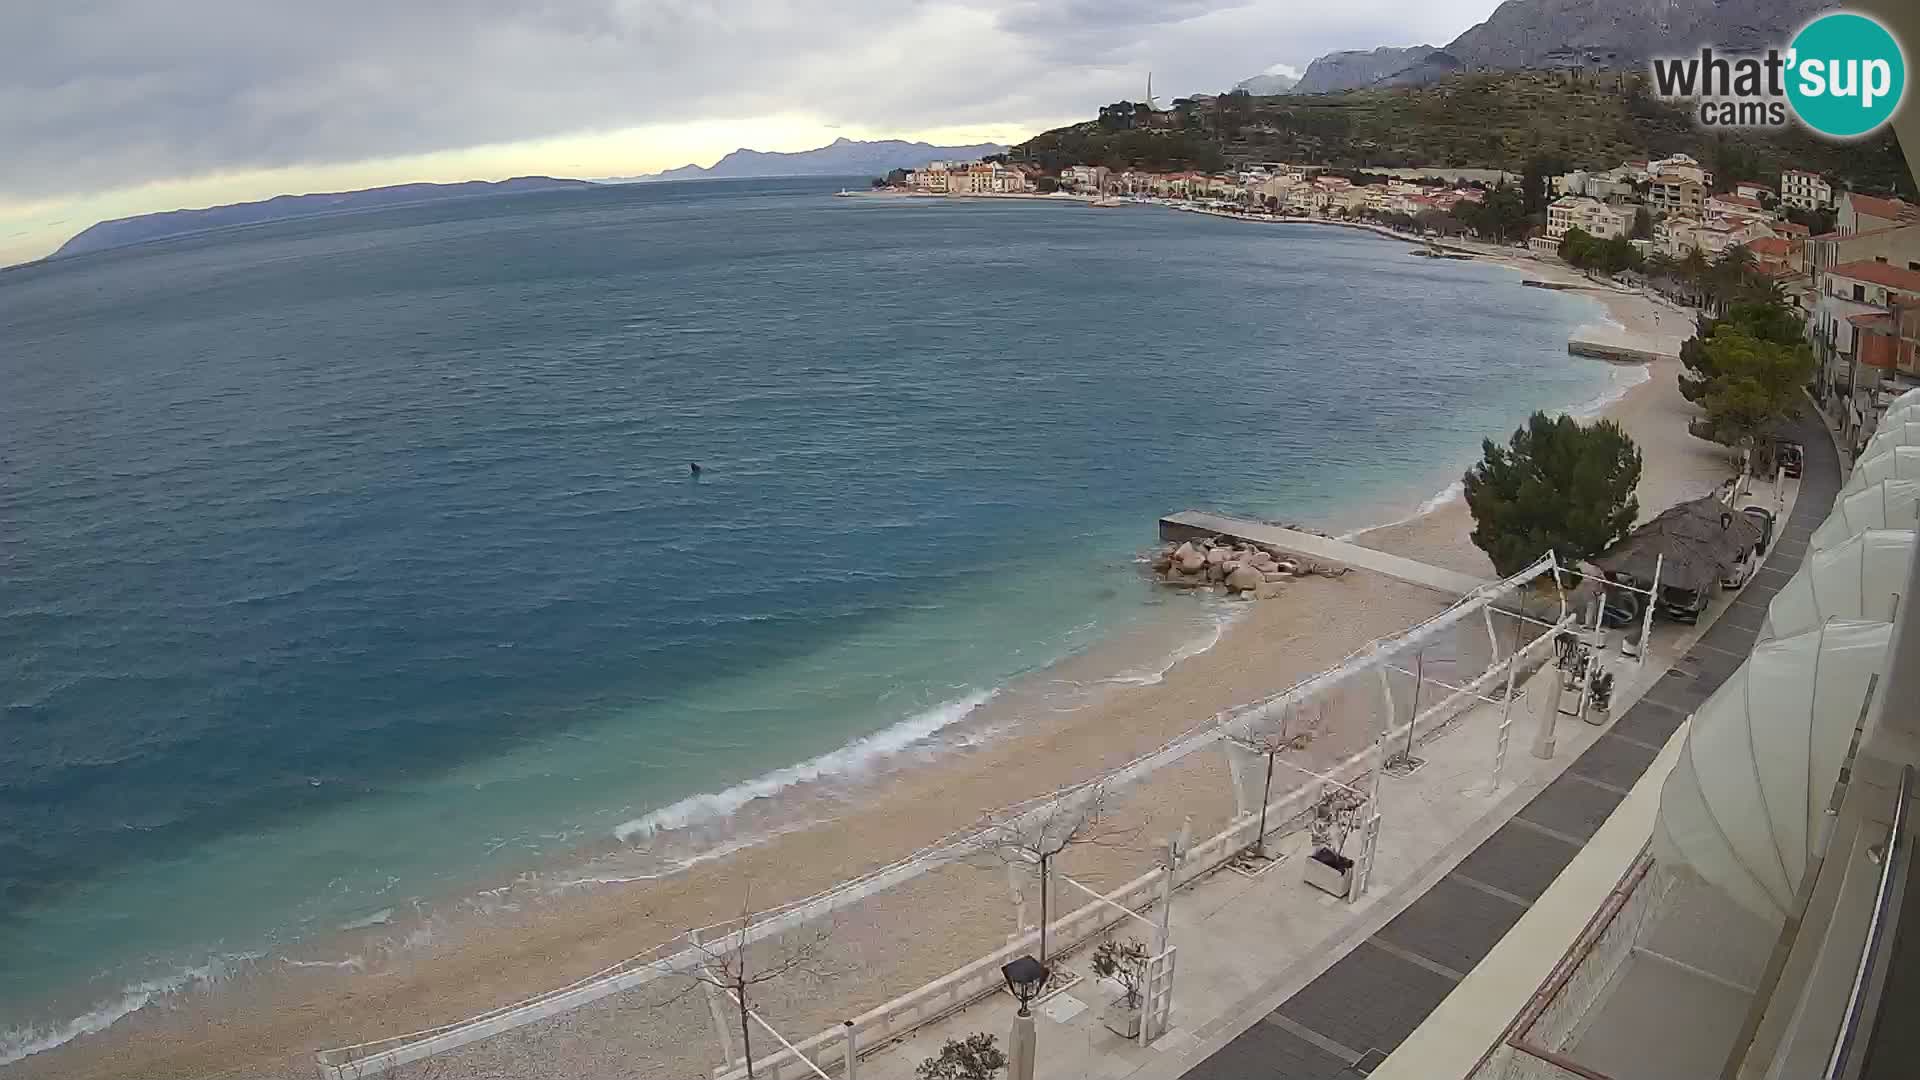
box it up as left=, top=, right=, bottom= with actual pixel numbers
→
left=0, top=177, right=1638, bottom=1062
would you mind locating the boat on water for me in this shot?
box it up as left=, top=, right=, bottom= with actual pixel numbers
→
left=1088, top=196, right=1125, bottom=208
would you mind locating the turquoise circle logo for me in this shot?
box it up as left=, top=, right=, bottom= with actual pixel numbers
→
left=1786, top=12, right=1906, bottom=138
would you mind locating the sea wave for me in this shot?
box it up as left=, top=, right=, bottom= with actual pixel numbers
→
left=0, top=953, right=262, bottom=1067
left=1341, top=354, right=1653, bottom=541
left=613, top=689, right=997, bottom=842
left=1568, top=360, right=1652, bottom=420
left=1103, top=604, right=1246, bottom=688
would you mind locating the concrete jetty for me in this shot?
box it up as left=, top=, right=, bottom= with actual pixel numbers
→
left=1567, top=338, right=1671, bottom=364
left=1158, top=510, right=1493, bottom=596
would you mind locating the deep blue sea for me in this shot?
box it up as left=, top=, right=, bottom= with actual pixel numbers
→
left=0, top=178, right=1628, bottom=1059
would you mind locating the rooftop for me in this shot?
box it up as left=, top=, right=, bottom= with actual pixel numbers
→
left=1851, top=192, right=1920, bottom=222
left=1829, top=259, right=1920, bottom=293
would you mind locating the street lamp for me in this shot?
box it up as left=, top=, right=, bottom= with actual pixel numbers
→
left=1001, top=955, right=1048, bottom=1016
left=1001, top=955, right=1047, bottom=1080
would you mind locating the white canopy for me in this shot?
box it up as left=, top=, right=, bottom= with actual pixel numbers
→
left=1761, top=530, right=1915, bottom=640
left=1882, top=386, right=1920, bottom=414
left=1653, top=620, right=1893, bottom=921
left=1811, top=479, right=1920, bottom=551
left=1878, top=403, right=1920, bottom=430
left=1841, top=445, right=1920, bottom=495
left=1861, top=421, right=1920, bottom=462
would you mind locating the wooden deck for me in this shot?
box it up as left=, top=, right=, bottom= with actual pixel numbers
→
left=1159, top=510, right=1493, bottom=597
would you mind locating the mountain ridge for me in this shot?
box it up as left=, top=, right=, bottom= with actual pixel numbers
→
left=610, top=138, right=1006, bottom=182
left=1288, top=0, right=1838, bottom=94
left=53, top=176, right=591, bottom=260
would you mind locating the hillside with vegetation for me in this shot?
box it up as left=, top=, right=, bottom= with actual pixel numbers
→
left=1012, top=73, right=1914, bottom=198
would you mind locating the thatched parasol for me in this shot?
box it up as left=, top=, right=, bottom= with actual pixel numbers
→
left=1598, top=495, right=1763, bottom=594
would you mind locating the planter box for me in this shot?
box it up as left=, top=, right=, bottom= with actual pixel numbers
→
left=1303, top=848, right=1354, bottom=898
left=1101, top=995, right=1143, bottom=1039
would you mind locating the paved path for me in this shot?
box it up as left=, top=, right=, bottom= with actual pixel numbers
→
left=1174, top=407, right=1843, bottom=1079
left=1159, top=512, right=1492, bottom=597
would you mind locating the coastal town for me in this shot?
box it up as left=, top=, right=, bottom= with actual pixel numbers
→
left=879, top=146, right=1920, bottom=459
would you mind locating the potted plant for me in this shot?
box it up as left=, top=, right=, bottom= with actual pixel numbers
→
left=1304, top=787, right=1365, bottom=898
left=918, top=1033, right=1007, bottom=1080
left=1587, top=669, right=1615, bottom=722
left=1090, top=938, right=1152, bottom=1038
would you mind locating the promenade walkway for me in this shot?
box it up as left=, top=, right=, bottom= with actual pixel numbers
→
left=1159, top=511, right=1492, bottom=597
left=1167, top=406, right=1841, bottom=1080
left=843, top=423, right=1834, bottom=1080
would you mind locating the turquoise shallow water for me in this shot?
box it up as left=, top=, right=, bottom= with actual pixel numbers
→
left=0, top=178, right=1623, bottom=1057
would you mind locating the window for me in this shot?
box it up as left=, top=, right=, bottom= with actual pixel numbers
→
left=1855, top=284, right=1867, bottom=301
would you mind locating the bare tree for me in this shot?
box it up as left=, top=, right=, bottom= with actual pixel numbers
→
left=970, top=783, right=1137, bottom=980
left=1224, top=704, right=1315, bottom=859
left=655, top=885, right=840, bottom=1079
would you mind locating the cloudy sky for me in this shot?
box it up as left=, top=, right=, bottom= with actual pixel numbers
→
left=1, top=0, right=1501, bottom=265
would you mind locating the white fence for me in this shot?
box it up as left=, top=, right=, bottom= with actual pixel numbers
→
left=315, top=553, right=1567, bottom=1079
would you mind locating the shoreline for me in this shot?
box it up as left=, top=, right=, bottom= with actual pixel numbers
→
left=5, top=211, right=1714, bottom=1080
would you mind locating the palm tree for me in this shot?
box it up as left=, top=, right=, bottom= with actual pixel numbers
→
left=1680, top=248, right=1711, bottom=307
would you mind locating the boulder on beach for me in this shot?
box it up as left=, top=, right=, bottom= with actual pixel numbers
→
left=1206, top=547, right=1228, bottom=566
left=1226, top=565, right=1265, bottom=592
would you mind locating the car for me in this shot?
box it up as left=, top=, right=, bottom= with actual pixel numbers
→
left=1660, top=585, right=1712, bottom=624
left=1721, top=547, right=1756, bottom=589
left=1741, top=505, right=1776, bottom=554
left=1779, top=441, right=1805, bottom=479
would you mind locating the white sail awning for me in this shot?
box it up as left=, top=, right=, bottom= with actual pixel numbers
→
left=1811, top=479, right=1920, bottom=552
left=1861, top=421, right=1920, bottom=462
left=1877, top=403, right=1920, bottom=430
left=1761, top=530, right=1915, bottom=640
left=1653, top=620, right=1894, bottom=921
left=1841, top=445, right=1920, bottom=496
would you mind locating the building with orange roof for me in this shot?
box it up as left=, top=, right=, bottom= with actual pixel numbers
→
left=1839, top=191, right=1919, bottom=235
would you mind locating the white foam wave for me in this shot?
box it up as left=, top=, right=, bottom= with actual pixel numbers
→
left=613, top=689, right=997, bottom=842
left=280, top=954, right=365, bottom=971
left=1568, top=360, right=1652, bottom=420
left=0, top=953, right=262, bottom=1067
left=1337, top=479, right=1465, bottom=540
left=1104, top=606, right=1245, bottom=688
left=337, top=907, right=394, bottom=931
left=1341, top=358, right=1653, bottom=542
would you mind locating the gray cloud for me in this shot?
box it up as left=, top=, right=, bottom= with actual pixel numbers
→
left=0, top=0, right=1490, bottom=201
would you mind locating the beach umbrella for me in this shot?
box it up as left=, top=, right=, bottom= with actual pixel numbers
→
left=1811, top=479, right=1920, bottom=552
left=1761, top=529, right=1914, bottom=641
left=1653, top=620, right=1893, bottom=921
left=1597, top=495, right=1762, bottom=594
left=1842, top=445, right=1920, bottom=495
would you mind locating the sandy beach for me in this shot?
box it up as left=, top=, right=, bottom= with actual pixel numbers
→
left=6, top=233, right=1734, bottom=1080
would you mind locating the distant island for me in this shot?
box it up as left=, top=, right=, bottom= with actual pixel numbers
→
left=607, top=137, right=1007, bottom=183
left=53, top=176, right=593, bottom=260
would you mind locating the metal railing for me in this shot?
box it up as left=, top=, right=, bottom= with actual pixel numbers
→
left=1823, top=764, right=1914, bottom=1080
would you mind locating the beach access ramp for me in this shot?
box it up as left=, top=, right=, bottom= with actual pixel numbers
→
left=1159, top=510, right=1493, bottom=596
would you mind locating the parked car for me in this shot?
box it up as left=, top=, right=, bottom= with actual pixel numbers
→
left=1721, top=547, right=1756, bottom=589
left=1741, top=505, right=1775, bottom=554
left=1779, top=442, right=1805, bottom=479
left=1661, top=584, right=1713, bottom=623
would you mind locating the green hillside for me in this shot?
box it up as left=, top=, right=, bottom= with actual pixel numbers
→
left=1013, top=73, right=1913, bottom=197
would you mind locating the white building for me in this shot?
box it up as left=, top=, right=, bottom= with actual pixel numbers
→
left=1781, top=169, right=1834, bottom=211
left=1061, top=165, right=1109, bottom=191
left=1547, top=196, right=1630, bottom=241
